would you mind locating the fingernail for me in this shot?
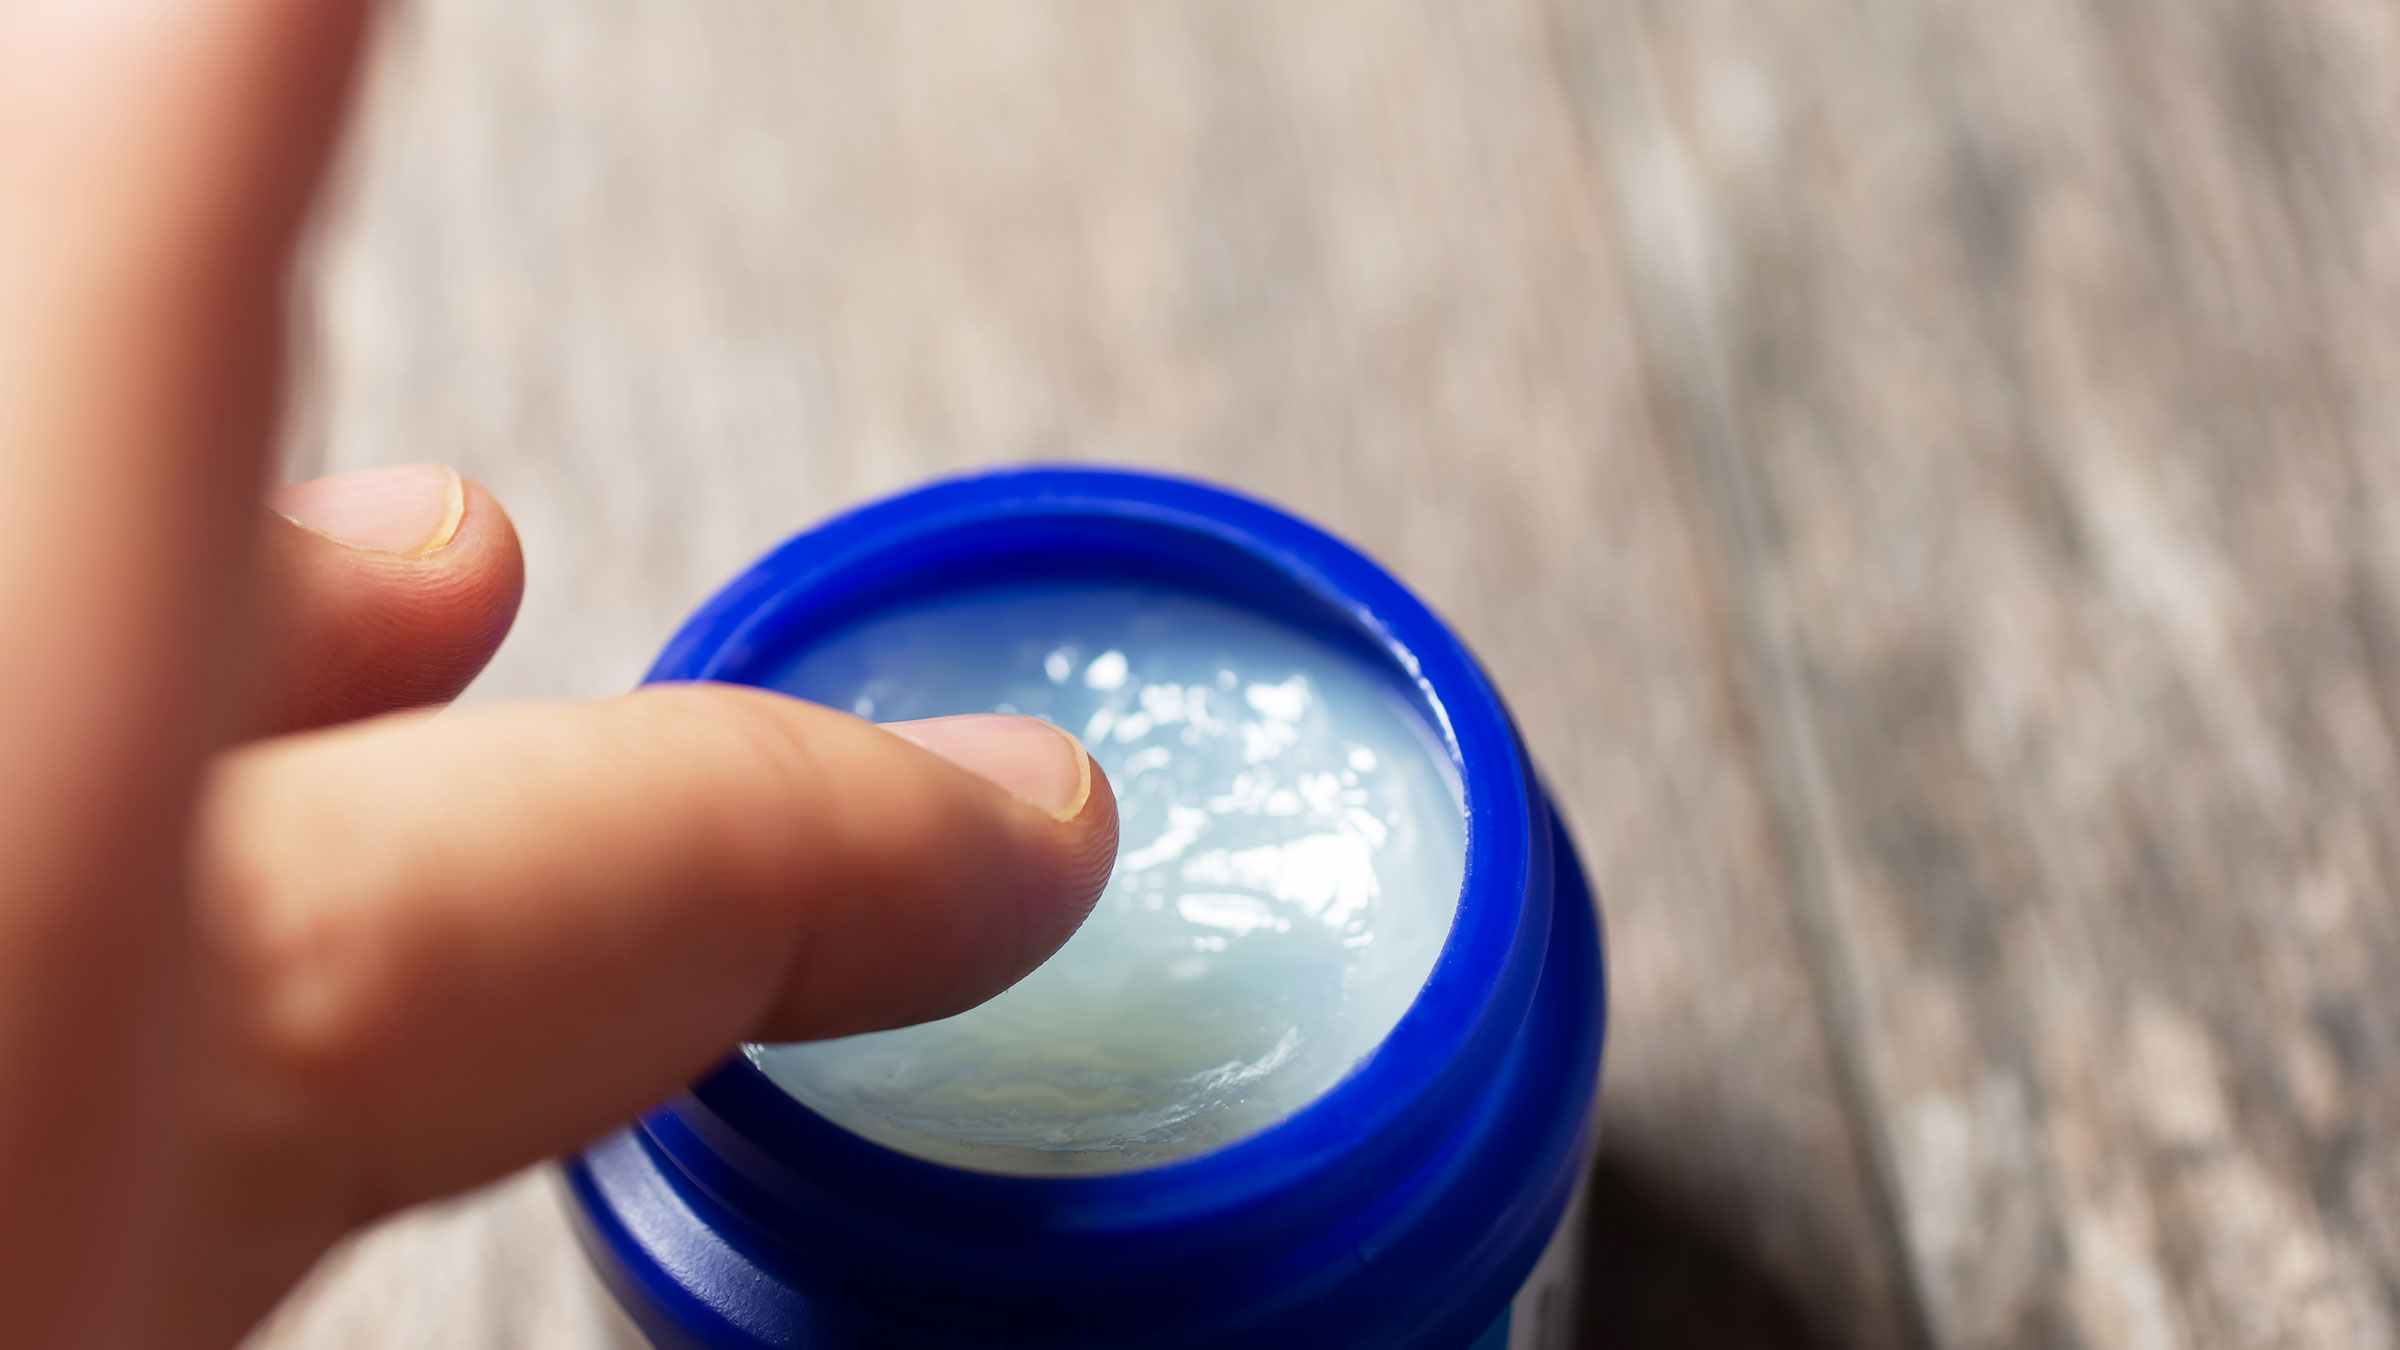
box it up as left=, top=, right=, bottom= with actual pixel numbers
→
left=271, top=463, right=466, bottom=556
left=885, top=715, right=1094, bottom=822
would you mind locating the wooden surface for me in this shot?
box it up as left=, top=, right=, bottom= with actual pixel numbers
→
left=251, top=2, right=2400, bottom=1346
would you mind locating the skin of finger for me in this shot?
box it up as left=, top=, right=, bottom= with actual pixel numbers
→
left=0, top=3, right=376, bottom=1345
left=180, top=686, right=1115, bottom=1330
left=242, top=478, right=527, bottom=737
left=0, top=0, right=379, bottom=749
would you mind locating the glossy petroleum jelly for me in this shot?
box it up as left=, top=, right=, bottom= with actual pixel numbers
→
left=746, top=580, right=1467, bottom=1175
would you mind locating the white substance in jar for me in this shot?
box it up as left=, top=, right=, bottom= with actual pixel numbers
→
left=747, top=581, right=1465, bottom=1175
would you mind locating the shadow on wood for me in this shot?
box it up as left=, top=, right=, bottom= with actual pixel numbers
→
left=1577, top=1148, right=1850, bottom=1350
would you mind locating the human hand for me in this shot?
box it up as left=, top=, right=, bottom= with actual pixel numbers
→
left=0, top=5, right=1117, bottom=1346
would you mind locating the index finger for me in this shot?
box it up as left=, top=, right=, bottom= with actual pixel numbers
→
left=192, top=689, right=1118, bottom=1227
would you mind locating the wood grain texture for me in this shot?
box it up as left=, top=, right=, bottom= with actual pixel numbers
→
left=1556, top=0, right=2400, bottom=1346
left=249, top=0, right=2400, bottom=1346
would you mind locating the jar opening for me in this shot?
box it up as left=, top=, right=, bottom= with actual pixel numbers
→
left=745, top=576, right=1466, bottom=1175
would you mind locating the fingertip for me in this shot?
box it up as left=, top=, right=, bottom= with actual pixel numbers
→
left=443, top=476, right=526, bottom=613
left=246, top=469, right=524, bottom=734
left=876, top=712, right=1118, bottom=970
left=1055, top=742, right=1118, bottom=916
left=592, top=687, right=1121, bottom=1041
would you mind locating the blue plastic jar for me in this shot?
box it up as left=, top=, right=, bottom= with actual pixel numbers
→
left=565, top=467, right=1606, bottom=1349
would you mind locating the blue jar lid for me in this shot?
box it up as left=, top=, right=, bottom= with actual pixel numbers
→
left=566, top=466, right=1606, bottom=1348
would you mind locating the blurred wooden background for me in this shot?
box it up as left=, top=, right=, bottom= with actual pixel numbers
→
left=250, top=1, right=2400, bottom=1346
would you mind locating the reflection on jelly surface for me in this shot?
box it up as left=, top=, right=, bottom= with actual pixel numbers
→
left=747, top=581, right=1466, bottom=1174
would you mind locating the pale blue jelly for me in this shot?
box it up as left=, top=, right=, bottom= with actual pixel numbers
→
left=747, top=580, right=1467, bottom=1175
